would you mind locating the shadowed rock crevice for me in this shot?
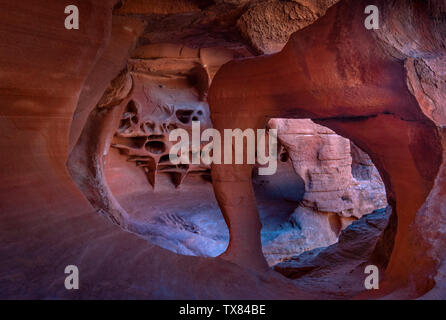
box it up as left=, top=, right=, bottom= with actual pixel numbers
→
left=274, top=207, right=397, bottom=298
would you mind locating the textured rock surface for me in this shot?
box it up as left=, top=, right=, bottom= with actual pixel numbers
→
left=274, top=207, right=396, bottom=298
left=276, top=207, right=394, bottom=275
left=67, top=0, right=386, bottom=268
left=1, top=0, right=445, bottom=300
left=271, top=118, right=387, bottom=220
left=238, top=0, right=339, bottom=54
left=262, top=119, right=387, bottom=264
left=101, top=114, right=387, bottom=266
left=0, top=0, right=316, bottom=300
left=110, top=72, right=212, bottom=188
left=208, top=0, right=446, bottom=298
left=76, top=52, right=386, bottom=266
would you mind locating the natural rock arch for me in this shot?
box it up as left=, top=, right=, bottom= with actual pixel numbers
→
left=3, top=0, right=443, bottom=300
left=208, top=0, right=446, bottom=298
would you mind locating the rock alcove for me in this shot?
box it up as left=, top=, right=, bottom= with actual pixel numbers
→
left=2, top=0, right=445, bottom=300
left=68, top=0, right=395, bottom=297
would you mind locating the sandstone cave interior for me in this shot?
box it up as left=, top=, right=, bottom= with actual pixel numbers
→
left=2, top=0, right=446, bottom=300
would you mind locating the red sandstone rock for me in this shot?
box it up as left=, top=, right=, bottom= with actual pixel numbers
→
left=208, top=0, right=446, bottom=298
left=238, top=0, right=339, bottom=54
left=270, top=118, right=387, bottom=220
left=1, top=0, right=319, bottom=300
left=275, top=207, right=396, bottom=298
left=1, top=0, right=446, bottom=300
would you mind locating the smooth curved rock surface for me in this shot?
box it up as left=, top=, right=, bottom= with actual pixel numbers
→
left=208, top=0, right=446, bottom=298
left=1, top=0, right=445, bottom=300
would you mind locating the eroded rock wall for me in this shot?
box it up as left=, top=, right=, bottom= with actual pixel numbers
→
left=208, top=0, right=446, bottom=298
left=77, top=36, right=388, bottom=267
left=272, top=119, right=387, bottom=220
left=1, top=0, right=445, bottom=300
left=0, top=0, right=322, bottom=300
left=262, top=118, right=387, bottom=265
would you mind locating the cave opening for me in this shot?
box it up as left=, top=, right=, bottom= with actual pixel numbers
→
left=102, top=111, right=390, bottom=269
left=63, top=0, right=428, bottom=298
left=2, top=0, right=444, bottom=301
left=66, top=45, right=392, bottom=278
left=64, top=38, right=405, bottom=298
left=258, top=118, right=389, bottom=267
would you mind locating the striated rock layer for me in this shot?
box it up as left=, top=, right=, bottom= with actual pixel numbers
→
left=0, top=0, right=316, bottom=300
left=1, top=0, right=445, bottom=300
left=66, top=0, right=387, bottom=269
left=275, top=207, right=396, bottom=298
left=272, top=118, right=387, bottom=221
left=208, top=0, right=446, bottom=298
left=74, top=48, right=386, bottom=266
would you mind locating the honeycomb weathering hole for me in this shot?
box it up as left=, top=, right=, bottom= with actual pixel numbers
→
left=176, top=109, right=194, bottom=124
left=145, top=141, right=166, bottom=154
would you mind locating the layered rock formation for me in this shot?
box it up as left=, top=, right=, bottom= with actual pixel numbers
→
left=75, top=63, right=386, bottom=263
left=66, top=2, right=388, bottom=268
left=274, top=207, right=397, bottom=298
left=272, top=119, right=386, bottom=221
left=110, top=71, right=212, bottom=188
left=238, top=0, right=339, bottom=53
left=262, top=119, right=387, bottom=264
left=1, top=0, right=445, bottom=300
left=208, top=0, right=446, bottom=299
left=74, top=54, right=386, bottom=265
